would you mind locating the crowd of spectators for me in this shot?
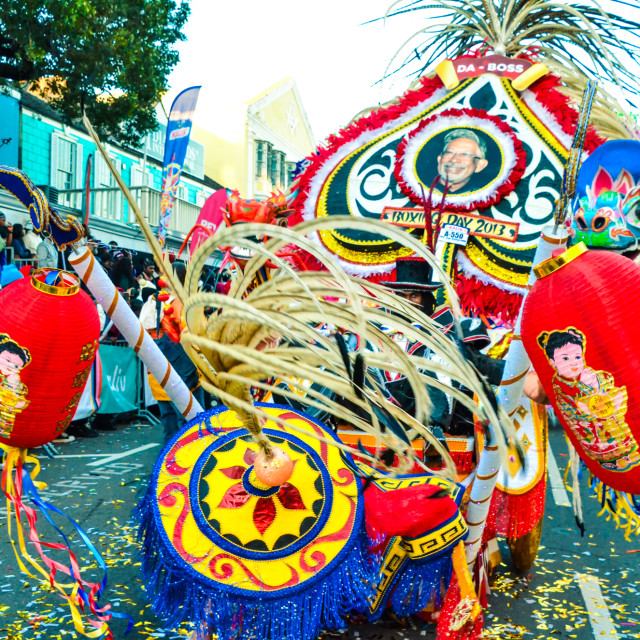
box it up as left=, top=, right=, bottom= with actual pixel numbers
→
left=0, top=210, right=69, bottom=270
left=65, top=232, right=159, bottom=437
left=74, top=230, right=215, bottom=442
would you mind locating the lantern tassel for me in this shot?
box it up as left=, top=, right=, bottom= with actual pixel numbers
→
left=0, top=444, right=133, bottom=638
left=588, top=475, right=640, bottom=540
left=568, top=440, right=585, bottom=536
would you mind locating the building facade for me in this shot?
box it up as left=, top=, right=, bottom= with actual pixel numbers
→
left=194, top=78, right=315, bottom=199
left=0, top=78, right=315, bottom=253
left=0, top=89, right=221, bottom=252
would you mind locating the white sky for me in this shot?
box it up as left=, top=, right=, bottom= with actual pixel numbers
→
left=166, top=0, right=640, bottom=145
left=165, top=0, right=421, bottom=145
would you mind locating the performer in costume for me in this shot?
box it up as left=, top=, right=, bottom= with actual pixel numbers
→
left=72, top=117, right=511, bottom=639
left=379, top=257, right=504, bottom=441
left=61, top=3, right=640, bottom=637
left=127, top=211, right=513, bottom=640
left=378, top=256, right=450, bottom=425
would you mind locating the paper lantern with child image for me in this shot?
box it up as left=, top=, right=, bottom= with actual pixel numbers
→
left=0, top=268, right=100, bottom=448
left=0, top=267, right=131, bottom=639
left=521, top=243, right=640, bottom=493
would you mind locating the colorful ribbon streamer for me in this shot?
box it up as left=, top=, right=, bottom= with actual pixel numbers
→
left=0, top=443, right=133, bottom=638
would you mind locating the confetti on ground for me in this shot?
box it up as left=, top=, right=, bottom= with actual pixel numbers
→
left=1, top=425, right=639, bottom=639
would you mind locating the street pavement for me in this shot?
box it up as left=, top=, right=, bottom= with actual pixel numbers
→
left=0, top=416, right=638, bottom=639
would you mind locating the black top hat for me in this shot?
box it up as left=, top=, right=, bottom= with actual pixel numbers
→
left=380, top=256, right=443, bottom=291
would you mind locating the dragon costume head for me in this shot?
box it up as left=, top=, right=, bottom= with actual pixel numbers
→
left=570, top=140, right=640, bottom=251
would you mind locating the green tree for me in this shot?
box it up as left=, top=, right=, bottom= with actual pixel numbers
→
left=0, top=0, right=190, bottom=145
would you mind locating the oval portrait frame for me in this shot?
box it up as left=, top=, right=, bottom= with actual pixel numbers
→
left=394, top=108, right=526, bottom=212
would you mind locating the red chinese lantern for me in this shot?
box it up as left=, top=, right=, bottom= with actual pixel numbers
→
left=0, top=268, right=99, bottom=449
left=521, top=243, right=640, bottom=493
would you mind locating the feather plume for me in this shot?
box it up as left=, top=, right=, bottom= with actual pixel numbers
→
left=79, top=118, right=515, bottom=476
left=378, top=0, right=640, bottom=139
left=382, top=0, right=640, bottom=90
left=543, top=62, right=640, bottom=140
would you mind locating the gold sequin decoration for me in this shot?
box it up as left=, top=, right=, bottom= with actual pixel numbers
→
left=78, top=339, right=98, bottom=363
left=463, top=242, right=530, bottom=287
left=72, top=367, right=91, bottom=389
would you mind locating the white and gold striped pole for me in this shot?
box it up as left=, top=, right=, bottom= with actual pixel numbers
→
left=464, top=225, right=568, bottom=565
left=496, top=225, right=568, bottom=415
left=69, top=246, right=204, bottom=421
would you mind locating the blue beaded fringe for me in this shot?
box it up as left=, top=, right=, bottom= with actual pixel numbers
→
left=134, top=486, right=377, bottom=640
left=388, top=554, right=452, bottom=617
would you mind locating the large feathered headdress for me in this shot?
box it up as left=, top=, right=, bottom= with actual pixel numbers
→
left=378, top=0, right=640, bottom=140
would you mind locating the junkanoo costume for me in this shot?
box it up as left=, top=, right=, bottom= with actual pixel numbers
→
left=4, top=2, right=640, bottom=638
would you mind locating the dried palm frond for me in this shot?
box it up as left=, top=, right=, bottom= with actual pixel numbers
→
left=180, top=216, right=516, bottom=478
left=381, top=0, right=640, bottom=97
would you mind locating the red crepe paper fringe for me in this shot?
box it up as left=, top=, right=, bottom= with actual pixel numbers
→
left=485, top=475, right=547, bottom=539
left=456, top=272, right=523, bottom=325
left=436, top=575, right=484, bottom=640
left=394, top=108, right=527, bottom=213
left=271, top=245, right=323, bottom=271
left=526, top=74, right=605, bottom=153
left=360, top=269, right=397, bottom=285
left=286, top=246, right=525, bottom=326
left=450, top=450, right=475, bottom=475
